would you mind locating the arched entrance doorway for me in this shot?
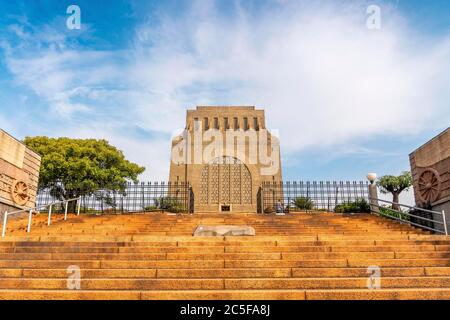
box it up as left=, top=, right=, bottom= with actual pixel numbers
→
left=199, top=156, right=252, bottom=207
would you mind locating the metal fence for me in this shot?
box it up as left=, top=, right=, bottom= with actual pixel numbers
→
left=36, top=182, right=192, bottom=214
left=36, top=180, right=368, bottom=214
left=260, top=181, right=369, bottom=213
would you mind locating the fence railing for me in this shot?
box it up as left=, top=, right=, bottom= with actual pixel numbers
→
left=260, top=181, right=369, bottom=213
left=2, top=197, right=80, bottom=238
left=36, top=182, right=192, bottom=214
left=36, top=181, right=371, bottom=215
left=369, top=198, right=448, bottom=235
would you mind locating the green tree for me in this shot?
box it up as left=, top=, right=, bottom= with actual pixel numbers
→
left=377, top=171, right=412, bottom=211
left=23, top=136, right=145, bottom=209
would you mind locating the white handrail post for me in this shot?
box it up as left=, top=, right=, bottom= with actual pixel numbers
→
left=27, top=209, right=33, bottom=233
left=2, top=211, right=7, bottom=238
left=64, top=201, right=68, bottom=221
left=442, top=210, right=448, bottom=236
left=47, top=205, right=52, bottom=226
left=77, top=198, right=81, bottom=216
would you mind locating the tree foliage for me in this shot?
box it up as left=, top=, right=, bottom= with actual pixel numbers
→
left=376, top=171, right=412, bottom=210
left=23, top=136, right=145, bottom=200
left=335, top=198, right=370, bottom=213
left=377, top=171, right=412, bottom=194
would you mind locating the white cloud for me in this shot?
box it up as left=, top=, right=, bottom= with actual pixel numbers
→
left=126, top=0, right=450, bottom=154
left=4, top=49, right=126, bottom=117
left=1, top=0, right=450, bottom=180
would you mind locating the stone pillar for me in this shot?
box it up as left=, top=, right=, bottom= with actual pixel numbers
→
left=369, top=183, right=380, bottom=215
left=260, top=117, right=265, bottom=129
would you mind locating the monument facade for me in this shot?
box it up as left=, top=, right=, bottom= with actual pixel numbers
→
left=409, top=127, right=450, bottom=231
left=0, top=129, right=41, bottom=217
left=169, top=106, right=282, bottom=213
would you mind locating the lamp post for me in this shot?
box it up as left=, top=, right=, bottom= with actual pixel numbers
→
left=367, top=173, right=379, bottom=214
left=367, top=173, right=377, bottom=184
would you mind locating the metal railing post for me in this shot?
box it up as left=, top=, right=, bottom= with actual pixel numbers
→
left=47, top=204, right=52, bottom=226
left=187, top=185, right=190, bottom=214
left=261, top=185, right=264, bottom=214
left=442, top=210, right=448, bottom=236
left=27, top=209, right=33, bottom=233
left=77, top=198, right=81, bottom=216
left=64, top=201, right=68, bottom=221
left=2, top=211, right=7, bottom=238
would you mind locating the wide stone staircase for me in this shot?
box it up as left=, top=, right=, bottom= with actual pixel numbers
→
left=1, top=212, right=450, bottom=299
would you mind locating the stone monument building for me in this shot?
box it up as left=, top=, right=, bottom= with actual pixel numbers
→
left=169, top=106, right=282, bottom=213
left=409, top=127, right=450, bottom=232
left=0, top=129, right=41, bottom=218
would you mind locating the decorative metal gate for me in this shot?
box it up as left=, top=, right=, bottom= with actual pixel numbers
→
left=200, top=156, right=252, bottom=205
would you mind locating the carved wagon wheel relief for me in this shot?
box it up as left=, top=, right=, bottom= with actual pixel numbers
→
left=417, top=168, right=441, bottom=205
left=10, top=180, right=30, bottom=206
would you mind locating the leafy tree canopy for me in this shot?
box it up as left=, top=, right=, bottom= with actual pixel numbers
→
left=377, top=171, right=412, bottom=195
left=376, top=171, right=412, bottom=210
left=23, top=136, right=145, bottom=199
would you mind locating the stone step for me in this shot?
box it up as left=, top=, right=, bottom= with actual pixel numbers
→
left=0, top=252, right=283, bottom=260
left=347, top=259, right=450, bottom=267
left=0, top=277, right=449, bottom=290
left=2, top=244, right=446, bottom=253
left=3, top=239, right=450, bottom=247
left=2, top=288, right=450, bottom=300
left=303, top=288, right=450, bottom=300
left=0, top=289, right=141, bottom=300
left=0, top=267, right=448, bottom=278
left=2, top=258, right=450, bottom=269
left=226, top=259, right=450, bottom=268
left=223, top=277, right=450, bottom=289
left=5, top=251, right=449, bottom=260
left=18, top=235, right=448, bottom=241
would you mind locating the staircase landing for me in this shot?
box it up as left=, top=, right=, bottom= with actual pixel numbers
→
left=1, top=212, right=449, bottom=300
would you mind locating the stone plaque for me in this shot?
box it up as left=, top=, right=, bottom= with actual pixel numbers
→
left=193, top=225, right=255, bottom=236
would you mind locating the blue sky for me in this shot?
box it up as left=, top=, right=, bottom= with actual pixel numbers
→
left=0, top=0, right=449, bottom=187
